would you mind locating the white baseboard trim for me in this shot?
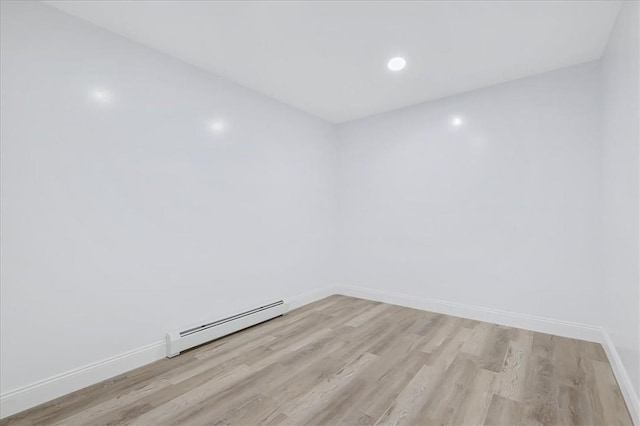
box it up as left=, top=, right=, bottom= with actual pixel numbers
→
left=0, top=286, right=336, bottom=419
left=287, top=286, right=336, bottom=310
left=335, top=285, right=603, bottom=343
left=0, top=340, right=165, bottom=419
left=600, top=329, right=640, bottom=425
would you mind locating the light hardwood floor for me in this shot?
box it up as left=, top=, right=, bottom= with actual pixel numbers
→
left=1, top=295, right=633, bottom=425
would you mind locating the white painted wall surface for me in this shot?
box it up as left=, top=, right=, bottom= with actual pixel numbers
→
left=0, top=1, right=335, bottom=395
left=601, top=1, right=640, bottom=397
left=337, top=63, right=604, bottom=327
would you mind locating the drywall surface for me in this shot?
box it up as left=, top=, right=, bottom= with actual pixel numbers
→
left=601, top=0, right=640, bottom=397
left=337, top=62, right=603, bottom=328
left=0, top=1, right=335, bottom=394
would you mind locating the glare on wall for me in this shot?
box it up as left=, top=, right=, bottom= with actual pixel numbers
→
left=451, top=116, right=463, bottom=127
left=89, top=87, right=113, bottom=105
left=209, top=119, right=227, bottom=134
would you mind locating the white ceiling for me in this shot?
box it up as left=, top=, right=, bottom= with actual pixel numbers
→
left=47, top=0, right=622, bottom=123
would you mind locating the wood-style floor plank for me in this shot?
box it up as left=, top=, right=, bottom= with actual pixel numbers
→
left=1, top=295, right=633, bottom=426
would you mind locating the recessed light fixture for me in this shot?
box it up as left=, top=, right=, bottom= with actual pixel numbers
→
left=387, top=57, right=406, bottom=71
left=451, top=116, right=463, bottom=127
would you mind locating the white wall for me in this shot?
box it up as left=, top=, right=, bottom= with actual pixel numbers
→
left=337, top=62, right=604, bottom=327
left=602, top=1, right=640, bottom=397
left=0, top=1, right=335, bottom=395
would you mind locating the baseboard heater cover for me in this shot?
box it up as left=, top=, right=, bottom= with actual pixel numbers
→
left=165, top=300, right=289, bottom=358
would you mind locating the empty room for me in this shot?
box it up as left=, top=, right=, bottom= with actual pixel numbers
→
left=1, top=0, right=638, bottom=425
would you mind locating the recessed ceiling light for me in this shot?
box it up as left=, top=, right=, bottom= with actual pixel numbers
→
left=451, top=116, right=463, bottom=127
left=387, top=57, right=406, bottom=71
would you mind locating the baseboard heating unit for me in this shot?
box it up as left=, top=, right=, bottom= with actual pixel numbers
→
left=166, top=300, right=289, bottom=357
